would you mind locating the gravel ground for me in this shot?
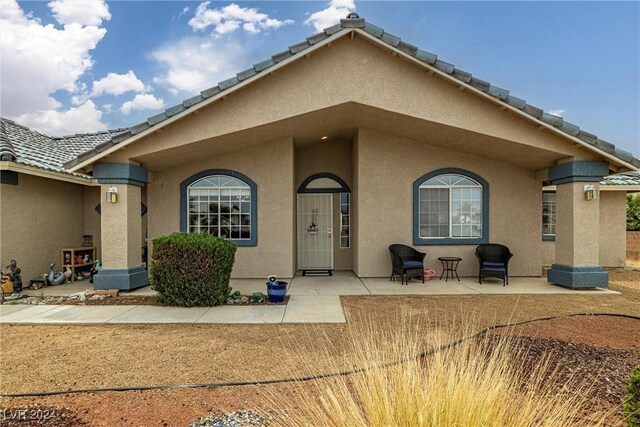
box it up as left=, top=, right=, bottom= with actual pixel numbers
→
left=190, top=410, right=272, bottom=426
left=494, top=334, right=640, bottom=415
left=0, top=269, right=638, bottom=426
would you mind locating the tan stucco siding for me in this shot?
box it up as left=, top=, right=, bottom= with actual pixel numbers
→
left=599, top=191, right=626, bottom=267
left=542, top=190, right=625, bottom=268
left=295, top=139, right=353, bottom=270
left=354, top=128, right=541, bottom=277
left=147, top=138, right=295, bottom=278
left=0, top=174, right=85, bottom=281
left=113, top=35, right=594, bottom=166
left=83, top=186, right=102, bottom=260
left=542, top=241, right=555, bottom=267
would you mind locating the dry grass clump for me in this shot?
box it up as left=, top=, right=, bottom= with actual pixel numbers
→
left=268, top=317, right=605, bottom=427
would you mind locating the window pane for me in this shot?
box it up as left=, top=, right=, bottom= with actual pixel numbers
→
left=419, top=187, right=450, bottom=238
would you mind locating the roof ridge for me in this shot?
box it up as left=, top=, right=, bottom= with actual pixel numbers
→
left=22, top=16, right=640, bottom=169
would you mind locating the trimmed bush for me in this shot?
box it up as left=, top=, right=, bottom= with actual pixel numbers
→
left=150, top=232, right=236, bottom=307
left=625, top=365, right=640, bottom=427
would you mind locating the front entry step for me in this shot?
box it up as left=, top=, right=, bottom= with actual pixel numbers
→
left=302, top=269, right=333, bottom=277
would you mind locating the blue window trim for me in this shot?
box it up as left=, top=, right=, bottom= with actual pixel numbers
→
left=298, top=172, right=350, bottom=193
left=413, top=168, right=489, bottom=246
left=180, top=169, right=257, bottom=247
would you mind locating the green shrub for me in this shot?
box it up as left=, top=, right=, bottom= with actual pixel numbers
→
left=150, top=232, right=236, bottom=307
left=628, top=194, right=640, bottom=231
left=625, top=365, right=640, bottom=426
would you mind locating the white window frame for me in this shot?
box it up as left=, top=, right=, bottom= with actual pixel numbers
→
left=542, top=191, right=556, bottom=238
left=187, top=175, right=252, bottom=241
left=339, top=193, right=350, bottom=249
left=418, top=175, right=483, bottom=240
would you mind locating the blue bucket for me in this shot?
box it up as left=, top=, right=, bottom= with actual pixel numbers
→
left=266, top=281, right=287, bottom=303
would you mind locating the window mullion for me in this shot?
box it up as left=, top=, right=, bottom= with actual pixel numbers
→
left=449, top=187, right=452, bottom=239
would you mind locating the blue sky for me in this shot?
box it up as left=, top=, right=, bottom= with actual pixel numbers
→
left=1, top=1, right=638, bottom=156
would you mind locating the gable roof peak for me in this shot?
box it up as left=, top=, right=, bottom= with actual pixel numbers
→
left=64, top=16, right=639, bottom=171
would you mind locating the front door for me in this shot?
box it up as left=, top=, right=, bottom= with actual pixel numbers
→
left=297, top=194, right=333, bottom=271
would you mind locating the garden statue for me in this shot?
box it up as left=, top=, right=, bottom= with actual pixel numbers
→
left=5, top=260, right=22, bottom=293
left=48, top=263, right=66, bottom=286
left=63, top=266, right=73, bottom=281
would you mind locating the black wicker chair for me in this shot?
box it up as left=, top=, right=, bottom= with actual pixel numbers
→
left=475, top=244, right=513, bottom=286
left=388, top=244, right=426, bottom=285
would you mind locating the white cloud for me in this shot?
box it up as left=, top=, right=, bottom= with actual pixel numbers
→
left=120, top=94, right=165, bottom=115
left=189, top=2, right=293, bottom=35
left=549, top=109, right=565, bottom=117
left=48, top=0, right=111, bottom=27
left=151, top=36, right=252, bottom=94
left=0, top=0, right=107, bottom=130
left=13, top=100, right=107, bottom=136
left=305, top=0, right=355, bottom=32
left=177, top=6, right=190, bottom=19
left=91, top=70, right=146, bottom=97
left=102, top=103, right=113, bottom=114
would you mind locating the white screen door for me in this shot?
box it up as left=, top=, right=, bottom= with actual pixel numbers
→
left=297, top=194, right=333, bottom=270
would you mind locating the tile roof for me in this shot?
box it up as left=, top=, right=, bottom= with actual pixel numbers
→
left=601, top=172, right=640, bottom=186
left=0, top=118, right=125, bottom=179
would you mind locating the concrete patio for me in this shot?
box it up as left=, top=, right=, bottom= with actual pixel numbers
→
left=6, top=271, right=618, bottom=325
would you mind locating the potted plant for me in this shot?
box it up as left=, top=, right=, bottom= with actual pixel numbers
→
left=266, top=275, right=287, bottom=303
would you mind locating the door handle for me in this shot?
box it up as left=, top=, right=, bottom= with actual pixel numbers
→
left=327, top=228, right=332, bottom=237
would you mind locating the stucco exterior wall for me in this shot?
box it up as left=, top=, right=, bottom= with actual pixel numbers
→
left=354, top=128, right=541, bottom=277
left=84, top=186, right=102, bottom=260
left=295, top=139, right=353, bottom=270
left=598, top=191, right=626, bottom=267
left=542, top=241, right=555, bottom=267
left=147, top=138, right=295, bottom=278
left=0, top=174, right=86, bottom=281
left=541, top=191, right=626, bottom=268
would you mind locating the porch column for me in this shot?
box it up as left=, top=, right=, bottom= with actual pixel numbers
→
left=547, top=161, right=609, bottom=289
left=92, top=163, right=148, bottom=290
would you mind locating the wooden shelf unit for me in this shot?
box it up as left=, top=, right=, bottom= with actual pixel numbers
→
left=61, top=247, right=96, bottom=282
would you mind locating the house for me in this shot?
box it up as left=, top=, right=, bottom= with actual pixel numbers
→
left=1, top=14, right=638, bottom=291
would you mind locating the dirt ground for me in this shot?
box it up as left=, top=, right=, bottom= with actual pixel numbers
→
left=0, top=269, right=638, bottom=426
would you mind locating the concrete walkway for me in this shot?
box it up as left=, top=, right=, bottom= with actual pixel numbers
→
left=8, top=272, right=618, bottom=325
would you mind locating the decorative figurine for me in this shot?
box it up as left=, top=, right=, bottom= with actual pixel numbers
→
left=89, top=260, right=101, bottom=284
left=48, top=263, right=66, bottom=286
left=74, top=255, right=84, bottom=265
left=63, top=266, right=73, bottom=281
left=83, top=254, right=90, bottom=263
left=64, top=253, right=71, bottom=265
left=2, top=260, right=22, bottom=294
left=82, top=235, right=93, bottom=247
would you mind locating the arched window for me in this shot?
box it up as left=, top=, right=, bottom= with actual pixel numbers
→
left=413, top=168, right=488, bottom=245
left=180, top=170, right=257, bottom=246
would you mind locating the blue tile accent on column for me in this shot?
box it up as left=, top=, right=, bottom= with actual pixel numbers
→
left=93, top=163, right=148, bottom=187
left=547, top=264, right=608, bottom=289
left=0, top=170, right=18, bottom=185
left=180, top=169, right=257, bottom=246
left=93, top=267, right=148, bottom=290
left=413, top=168, right=489, bottom=246
left=548, top=161, right=609, bottom=185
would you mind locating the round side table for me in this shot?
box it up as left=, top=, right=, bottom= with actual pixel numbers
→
left=438, top=257, right=462, bottom=282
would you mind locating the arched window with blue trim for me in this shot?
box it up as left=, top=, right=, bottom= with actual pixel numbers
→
left=413, top=168, right=489, bottom=245
left=180, top=169, right=257, bottom=246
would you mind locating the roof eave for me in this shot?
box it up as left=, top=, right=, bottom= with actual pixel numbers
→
left=67, top=27, right=354, bottom=173
left=351, top=29, right=640, bottom=171
left=0, top=161, right=98, bottom=185
left=68, top=25, right=639, bottom=172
